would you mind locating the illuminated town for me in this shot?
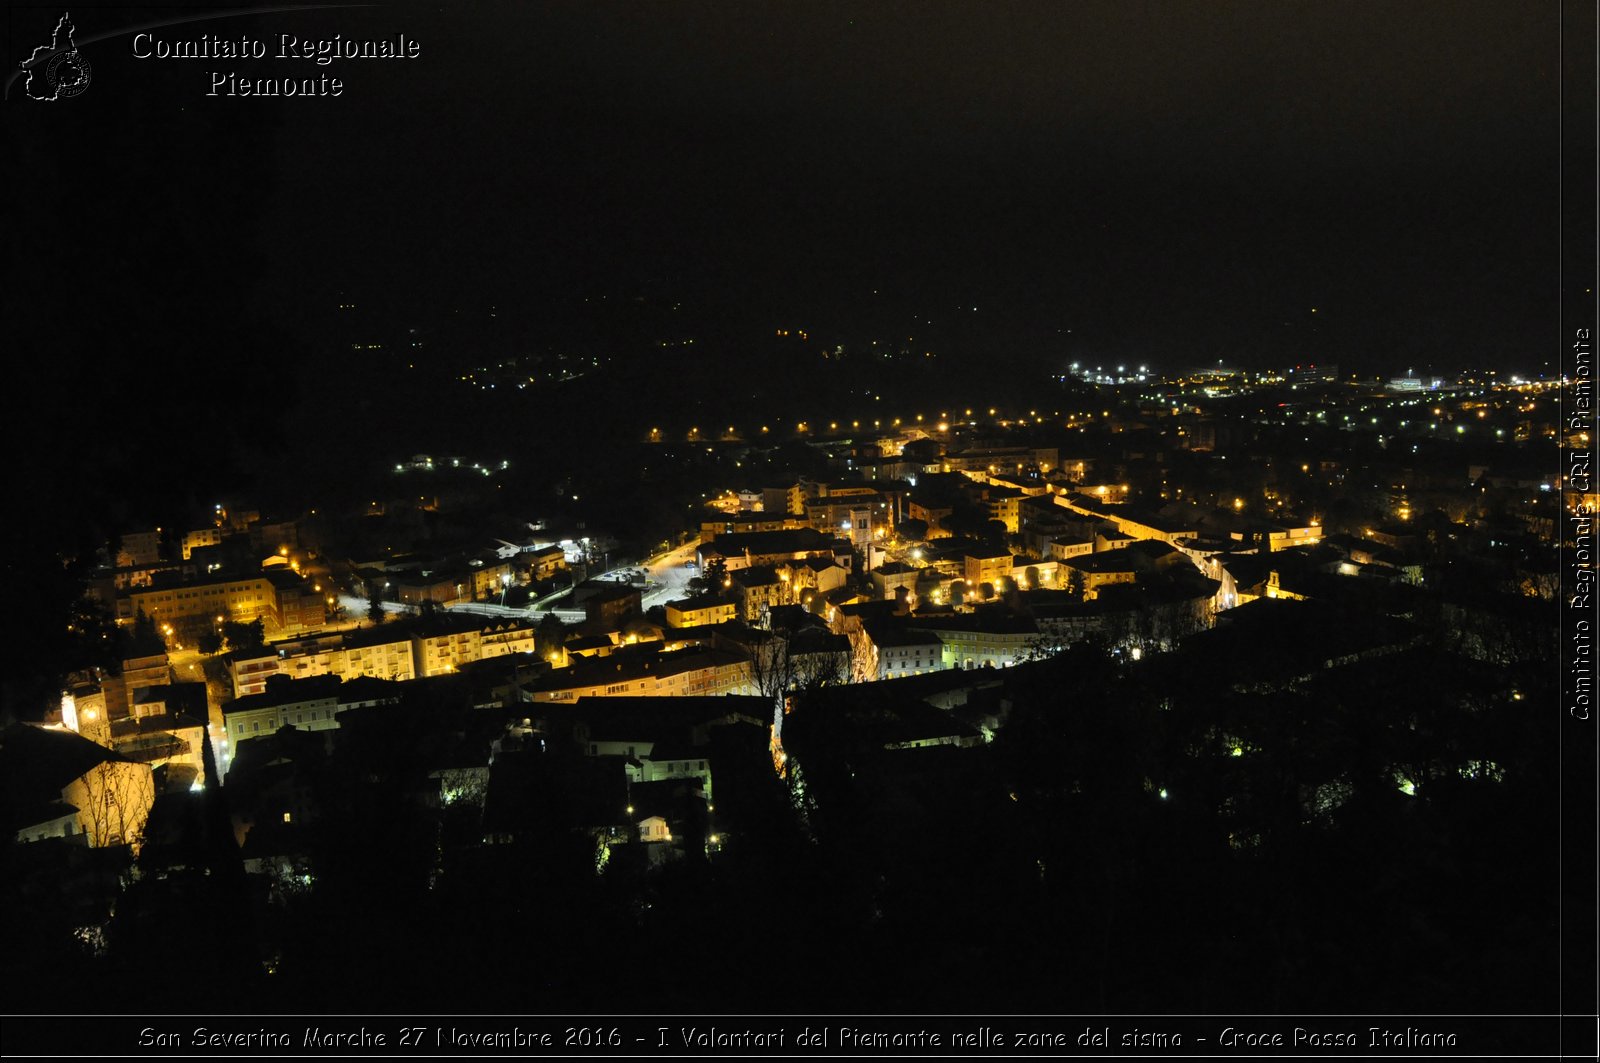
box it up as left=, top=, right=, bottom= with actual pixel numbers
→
left=4, top=0, right=1587, bottom=1035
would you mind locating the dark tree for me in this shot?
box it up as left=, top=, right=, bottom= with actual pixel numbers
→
left=128, top=608, right=168, bottom=658
left=701, top=555, right=728, bottom=593
left=537, top=612, right=567, bottom=657
left=222, top=619, right=264, bottom=653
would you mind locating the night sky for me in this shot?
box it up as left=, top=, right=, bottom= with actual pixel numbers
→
left=281, top=0, right=1560, bottom=367
left=11, top=1, right=1563, bottom=361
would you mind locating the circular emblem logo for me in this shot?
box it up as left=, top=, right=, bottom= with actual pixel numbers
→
left=46, top=49, right=91, bottom=98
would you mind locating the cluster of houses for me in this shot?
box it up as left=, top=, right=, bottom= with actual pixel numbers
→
left=4, top=390, right=1562, bottom=969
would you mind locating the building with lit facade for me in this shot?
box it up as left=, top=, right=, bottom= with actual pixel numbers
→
left=222, top=675, right=403, bottom=759
left=696, top=528, right=839, bottom=572
left=665, top=595, right=738, bottom=629
left=702, top=512, right=801, bottom=539
left=939, top=445, right=1058, bottom=477
left=964, top=551, right=1014, bottom=589
left=729, top=566, right=790, bottom=622
left=229, top=627, right=417, bottom=698
left=118, top=569, right=325, bottom=636
left=916, top=613, right=1041, bottom=670
left=524, top=544, right=569, bottom=581
left=411, top=614, right=537, bottom=677
left=115, top=529, right=163, bottom=567
left=1054, top=494, right=1198, bottom=545
left=869, top=561, right=920, bottom=601
left=860, top=622, right=944, bottom=680
left=1, top=724, right=156, bottom=852
left=181, top=526, right=225, bottom=559
left=527, top=647, right=751, bottom=702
